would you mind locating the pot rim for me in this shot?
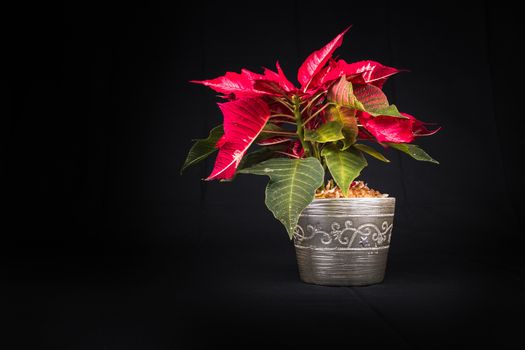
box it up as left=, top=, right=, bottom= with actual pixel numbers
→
left=312, top=197, right=395, bottom=201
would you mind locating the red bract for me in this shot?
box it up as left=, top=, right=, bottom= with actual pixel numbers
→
left=410, top=115, right=442, bottom=136
left=297, top=27, right=350, bottom=91
left=206, top=98, right=270, bottom=180
left=358, top=112, right=439, bottom=143
left=192, top=63, right=297, bottom=99
left=275, top=62, right=296, bottom=92
left=191, top=70, right=268, bottom=98
left=188, top=26, right=439, bottom=181
left=359, top=111, right=415, bottom=143
left=320, top=59, right=401, bottom=88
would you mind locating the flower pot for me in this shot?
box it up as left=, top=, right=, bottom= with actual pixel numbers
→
left=294, top=197, right=396, bottom=286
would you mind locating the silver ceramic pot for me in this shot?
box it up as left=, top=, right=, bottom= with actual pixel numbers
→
left=294, top=197, right=396, bottom=286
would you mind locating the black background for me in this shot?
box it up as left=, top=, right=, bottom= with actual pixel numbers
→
left=3, top=1, right=524, bottom=348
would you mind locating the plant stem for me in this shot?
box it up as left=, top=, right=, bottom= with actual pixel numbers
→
left=270, top=113, right=295, bottom=120
left=269, top=120, right=297, bottom=126
left=292, top=95, right=311, bottom=157
left=300, top=91, right=324, bottom=114
left=301, top=103, right=332, bottom=127
left=312, top=141, right=320, bottom=159
left=262, top=130, right=298, bottom=137
left=270, top=96, right=294, bottom=112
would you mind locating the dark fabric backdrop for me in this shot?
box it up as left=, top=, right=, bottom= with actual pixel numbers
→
left=3, top=1, right=524, bottom=348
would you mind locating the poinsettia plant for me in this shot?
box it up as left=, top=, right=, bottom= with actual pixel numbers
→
left=182, top=27, right=439, bottom=238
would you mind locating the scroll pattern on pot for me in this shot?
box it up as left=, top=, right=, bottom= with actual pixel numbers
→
left=294, top=220, right=393, bottom=249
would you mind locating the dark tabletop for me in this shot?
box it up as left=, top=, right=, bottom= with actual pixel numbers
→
left=5, top=211, right=524, bottom=349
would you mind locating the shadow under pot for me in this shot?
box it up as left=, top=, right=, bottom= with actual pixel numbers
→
left=294, top=197, right=396, bottom=286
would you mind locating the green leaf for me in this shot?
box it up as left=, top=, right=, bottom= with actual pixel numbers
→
left=326, top=105, right=358, bottom=150
left=237, top=147, right=278, bottom=171
left=353, top=84, right=406, bottom=118
left=327, top=76, right=359, bottom=107
left=219, top=147, right=281, bottom=183
left=354, top=143, right=390, bottom=163
left=325, top=78, right=363, bottom=149
left=327, top=78, right=403, bottom=119
left=387, top=143, right=439, bottom=164
left=180, top=125, right=223, bottom=174
left=321, top=144, right=368, bottom=196
left=239, top=157, right=324, bottom=238
left=257, top=123, right=284, bottom=140
left=321, top=144, right=367, bottom=197
left=303, top=120, right=344, bottom=143
left=370, top=104, right=403, bottom=117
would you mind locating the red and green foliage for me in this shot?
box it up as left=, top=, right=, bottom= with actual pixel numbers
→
left=182, top=27, right=439, bottom=238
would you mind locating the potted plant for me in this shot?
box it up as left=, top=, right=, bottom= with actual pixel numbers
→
left=182, top=27, right=439, bottom=286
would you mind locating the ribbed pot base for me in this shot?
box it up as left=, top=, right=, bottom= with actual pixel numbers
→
left=294, top=197, right=396, bottom=287
left=295, top=246, right=388, bottom=286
